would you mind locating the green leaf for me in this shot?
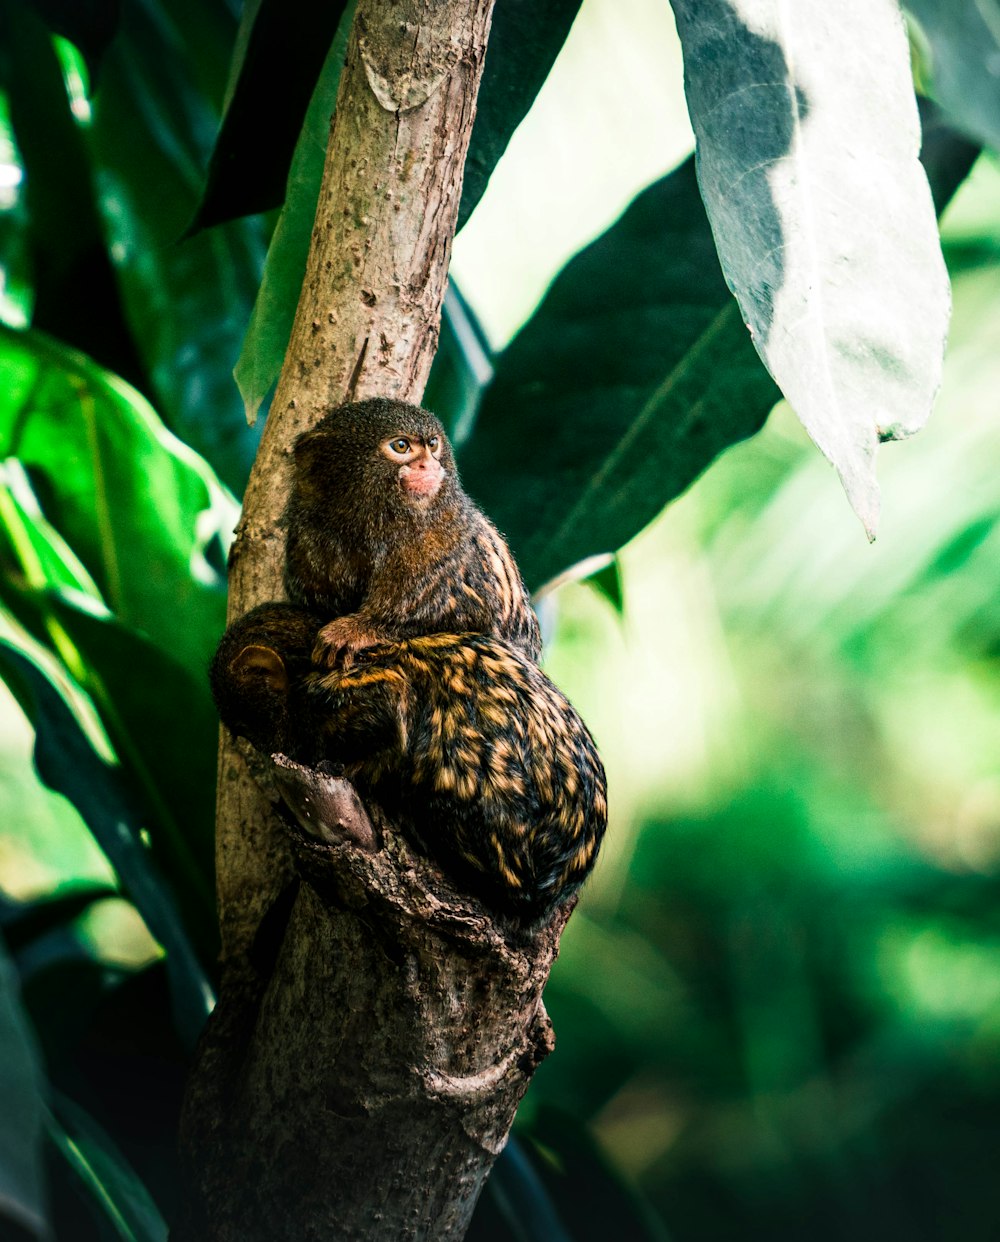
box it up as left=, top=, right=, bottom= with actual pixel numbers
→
left=18, top=0, right=120, bottom=78
left=670, top=0, right=950, bottom=538
left=0, top=323, right=233, bottom=679
left=191, top=0, right=351, bottom=231
left=0, top=0, right=141, bottom=388
left=906, top=0, right=1000, bottom=155
left=87, top=0, right=266, bottom=493
left=234, top=7, right=354, bottom=422
left=47, top=1093, right=168, bottom=1242
left=458, top=157, right=778, bottom=592
left=0, top=637, right=215, bottom=1049
left=0, top=937, right=49, bottom=1240
left=457, top=0, right=583, bottom=233
left=0, top=463, right=217, bottom=887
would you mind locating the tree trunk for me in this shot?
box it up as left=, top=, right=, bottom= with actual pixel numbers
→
left=175, top=2, right=572, bottom=1237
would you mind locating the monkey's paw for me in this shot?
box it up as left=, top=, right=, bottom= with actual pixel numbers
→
left=312, top=617, right=383, bottom=669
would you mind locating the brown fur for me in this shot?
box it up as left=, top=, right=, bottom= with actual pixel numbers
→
left=211, top=605, right=606, bottom=924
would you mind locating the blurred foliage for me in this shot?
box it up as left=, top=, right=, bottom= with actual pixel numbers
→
left=0, top=0, right=998, bottom=1239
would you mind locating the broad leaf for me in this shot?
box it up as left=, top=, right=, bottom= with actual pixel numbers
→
left=671, top=0, right=950, bottom=537
left=0, top=638, right=215, bottom=1047
left=234, top=9, right=354, bottom=421
left=0, top=938, right=49, bottom=1240
left=906, top=0, right=1000, bottom=155
left=88, top=0, right=267, bottom=493
left=0, top=324, right=233, bottom=679
left=191, top=0, right=351, bottom=232
left=458, top=157, right=779, bottom=592
left=0, top=0, right=141, bottom=388
left=0, top=465, right=217, bottom=883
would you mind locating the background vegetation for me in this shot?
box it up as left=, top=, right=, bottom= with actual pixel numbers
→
left=1, top=0, right=999, bottom=1238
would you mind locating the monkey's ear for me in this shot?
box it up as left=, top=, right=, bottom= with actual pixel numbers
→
left=231, top=644, right=289, bottom=694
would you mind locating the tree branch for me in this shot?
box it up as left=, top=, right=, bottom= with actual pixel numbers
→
left=175, top=2, right=577, bottom=1236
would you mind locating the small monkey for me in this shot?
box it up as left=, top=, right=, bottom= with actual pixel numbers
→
left=284, top=398, right=541, bottom=668
left=211, top=605, right=606, bottom=924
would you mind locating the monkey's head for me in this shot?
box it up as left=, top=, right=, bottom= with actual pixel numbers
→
left=291, top=398, right=459, bottom=524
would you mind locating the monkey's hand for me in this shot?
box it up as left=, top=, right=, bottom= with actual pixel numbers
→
left=312, top=615, right=385, bottom=670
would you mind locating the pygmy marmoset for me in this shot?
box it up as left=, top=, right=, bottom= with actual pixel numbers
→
left=284, top=398, right=542, bottom=667
left=211, top=604, right=606, bottom=924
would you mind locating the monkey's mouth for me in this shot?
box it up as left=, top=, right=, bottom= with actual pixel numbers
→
left=399, top=465, right=444, bottom=500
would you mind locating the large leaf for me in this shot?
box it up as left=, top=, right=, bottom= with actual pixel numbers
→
left=0, top=0, right=144, bottom=390
left=458, top=157, right=779, bottom=592
left=0, top=323, right=233, bottom=678
left=0, top=637, right=215, bottom=1047
left=670, top=0, right=951, bottom=538
left=191, top=0, right=350, bottom=232
left=0, top=464, right=217, bottom=883
left=88, top=0, right=267, bottom=493
left=234, top=8, right=354, bottom=421
left=0, top=937, right=49, bottom=1240
left=906, top=0, right=1000, bottom=155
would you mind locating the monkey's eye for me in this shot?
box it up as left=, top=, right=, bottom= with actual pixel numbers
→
left=427, top=436, right=440, bottom=454
left=388, top=437, right=411, bottom=455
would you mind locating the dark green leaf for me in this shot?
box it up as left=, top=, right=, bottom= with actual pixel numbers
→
left=0, top=0, right=143, bottom=389
left=458, top=157, right=778, bottom=592
left=586, top=559, right=623, bottom=615
left=17, top=0, right=120, bottom=79
left=670, top=0, right=949, bottom=538
left=906, top=0, right=1000, bottom=154
left=0, top=639, right=215, bottom=1048
left=0, top=937, right=49, bottom=1240
left=191, top=0, right=350, bottom=231
left=47, top=1093, right=168, bottom=1242
left=457, top=0, right=583, bottom=232
left=0, top=324, right=232, bottom=679
left=87, top=0, right=265, bottom=493
left=918, top=97, right=982, bottom=215
left=234, top=11, right=353, bottom=420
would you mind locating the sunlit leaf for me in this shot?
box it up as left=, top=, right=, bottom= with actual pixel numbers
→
left=906, top=0, right=1000, bottom=155
left=234, top=8, right=353, bottom=422
left=671, top=0, right=951, bottom=537
left=0, top=324, right=233, bottom=678
left=0, top=637, right=215, bottom=1048
left=458, top=157, right=778, bottom=592
left=0, top=938, right=49, bottom=1240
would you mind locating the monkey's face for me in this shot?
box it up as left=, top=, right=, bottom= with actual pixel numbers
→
left=380, top=432, right=444, bottom=504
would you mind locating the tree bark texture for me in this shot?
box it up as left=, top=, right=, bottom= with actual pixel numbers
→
left=176, top=2, right=574, bottom=1238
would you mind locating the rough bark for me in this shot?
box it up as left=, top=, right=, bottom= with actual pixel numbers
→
left=176, top=1, right=572, bottom=1237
